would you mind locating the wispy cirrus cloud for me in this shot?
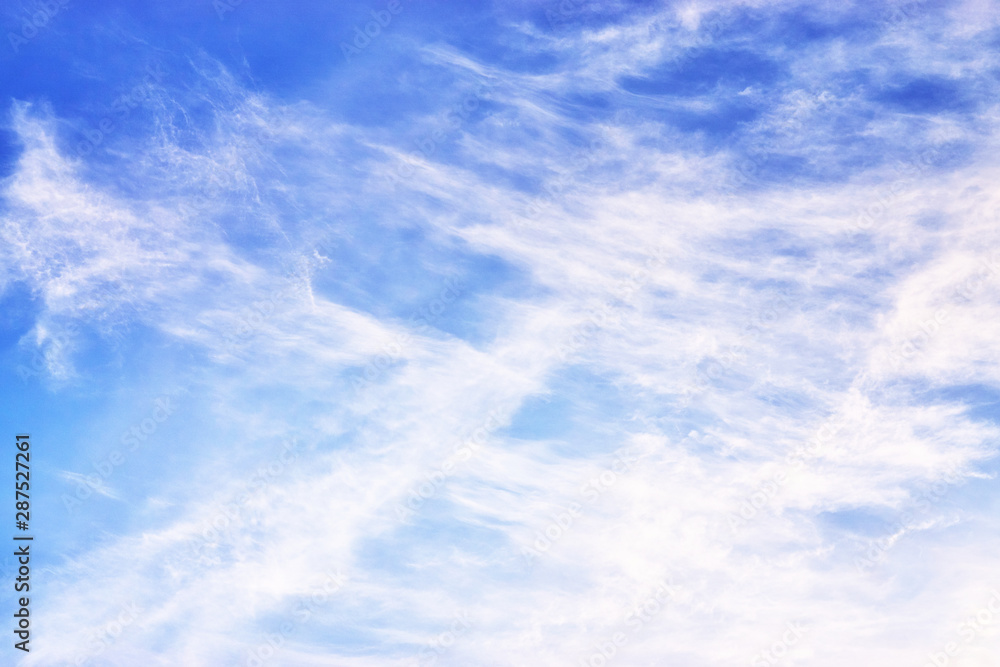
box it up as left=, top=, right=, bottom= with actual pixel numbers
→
left=1, top=1, right=999, bottom=665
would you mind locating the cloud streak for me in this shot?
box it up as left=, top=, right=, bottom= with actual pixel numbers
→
left=1, top=1, right=999, bottom=665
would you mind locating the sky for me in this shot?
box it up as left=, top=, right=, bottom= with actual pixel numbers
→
left=1, top=0, right=1000, bottom=665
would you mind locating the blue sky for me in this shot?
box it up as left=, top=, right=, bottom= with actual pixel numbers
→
left=1, top=0, right=1000, bottom=665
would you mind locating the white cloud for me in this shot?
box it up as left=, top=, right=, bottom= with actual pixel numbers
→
left=5, top=2, right=1000, bottom=665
